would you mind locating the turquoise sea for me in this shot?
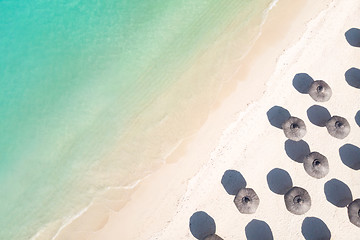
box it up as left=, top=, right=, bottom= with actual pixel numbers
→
left=0, top=0, right=274, bottom=239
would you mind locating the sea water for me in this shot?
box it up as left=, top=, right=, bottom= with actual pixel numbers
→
left=0, top=0, right=274, bottom=238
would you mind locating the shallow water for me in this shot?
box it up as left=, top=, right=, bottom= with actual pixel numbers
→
left=0, top=0, right=273, bottom=238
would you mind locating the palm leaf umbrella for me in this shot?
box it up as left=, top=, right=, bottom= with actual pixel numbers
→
left=326, top=116, right=350, bottom=139
left=234, top=188, right=260, bottom=214
left=284, top=186, right=311, bottom=215
left=282, top=117, right=307, bottom=141
left=204, top=234, right=224, bottom=240
left=348, top=199, right=360, bottom=227
left=308, top=80, right=332, bottom=102
left=303, top=152, right=329, bottom=179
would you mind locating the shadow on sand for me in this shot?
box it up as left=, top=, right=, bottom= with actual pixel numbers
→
left=339, top=144, right=360, bottom=170
left=292, top=73, right=314, bottom=94
left=221, top=170, right=247, bottom=195
left=245, top=219, right=274, bottom=240
left=345, top=28, right=360, bottom=47
left=266, top=106, right=291, bottom=129
left=355, top=110, right=360, bottom=127
left=267, top=168, right=293, bottom=195
left=301, top=217, right=331, bottom=240
left=324, top=178, right=353, bottom=208
left=189, top=211, right=216, bottom=239
left=284, top=139, right=310, bottom=163
left=307, top=105, right=331, bottom=127
left=345, top=67, right=360, bottom=88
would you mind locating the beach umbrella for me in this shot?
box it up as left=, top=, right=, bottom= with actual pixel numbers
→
left=348, top=199, right=360, bottom=227
left=308, top=80, right=332, bottom=102
left=303, top=152, right=329, bottom=179
left=284, top=187, right=311, bottom=215
left=326, top=116, right=350, bottom=139
left=203, top=234, right=224, bottom=240
left=234, top=188, right=260, bottom=214
left=282, top=117, right=307, bottom=141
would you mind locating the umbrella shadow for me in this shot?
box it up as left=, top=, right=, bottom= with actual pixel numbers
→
left=245, top=219, right=274, bottom=240
left=355, top=110, right=360, bottom=127
left=292, top=73, right=314, bottom=94
left=266, top=106, right=291, bottom=129
left=301, top=217, right=331, bottom=240
left=307, top=105, right=331, bottom=127
left=267, top=168, right=293, bottom=195
left=221, top=170, right=247, bottom=195
left=345, top=28, right=360, bottom=47
left=345, top=67, right=360, bottom=88
left=339, top=144, right=360, bottom=170
left=189, top=211, right=216, bottom=239
left=284, top=139, right=310, bottom=163
left=324, top=178, right=353, bottom=208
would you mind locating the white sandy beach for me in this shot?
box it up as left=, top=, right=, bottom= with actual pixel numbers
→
left=54, top=0, right=360, bottom=239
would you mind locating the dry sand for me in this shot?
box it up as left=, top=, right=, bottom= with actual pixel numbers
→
left=54, top=0, right=360, bottom=239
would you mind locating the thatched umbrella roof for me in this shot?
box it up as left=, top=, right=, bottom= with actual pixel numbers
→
left=303, top=152, right=329, bottom=179
left=234, top=188, right=260, bottom=214
left=282, top=117, right=307, bottom=141
left=326, top=116, right=350, bottom=139
left=284, top=187, right=311, bottom=215
left=348, top=199, right=360, bottom=227
left=203, top=234, right=224, bottom=240
left=308, top=80, right=332, bottom=102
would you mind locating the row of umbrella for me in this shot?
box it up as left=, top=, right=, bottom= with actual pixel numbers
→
left=231, top=172, right=360, bottom=227
left=282, top=115, right=351, bottom=141
left=192, top=83, right=334, bottom=238
left=284, top=79, right=350, bottom=139
left=264, top=82, right=327, bottom=216
left=230, top=80, right=359, bottom=220
left=232, top=186, right=311, bottom=215
left=282, top=78, right=360, bottom=227
left=231, top=81, right=344, bottom=218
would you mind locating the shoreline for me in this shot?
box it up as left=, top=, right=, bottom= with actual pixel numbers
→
left=30, top=1, right=277, bottom=239
left=47, top=0, right=357, bottom=238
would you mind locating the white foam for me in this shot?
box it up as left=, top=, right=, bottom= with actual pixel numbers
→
left=30, top=202, right=93, bottom=240
left=50, top=203, right=94, bottom=240
left=106, top=173, right=152, bottom=190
